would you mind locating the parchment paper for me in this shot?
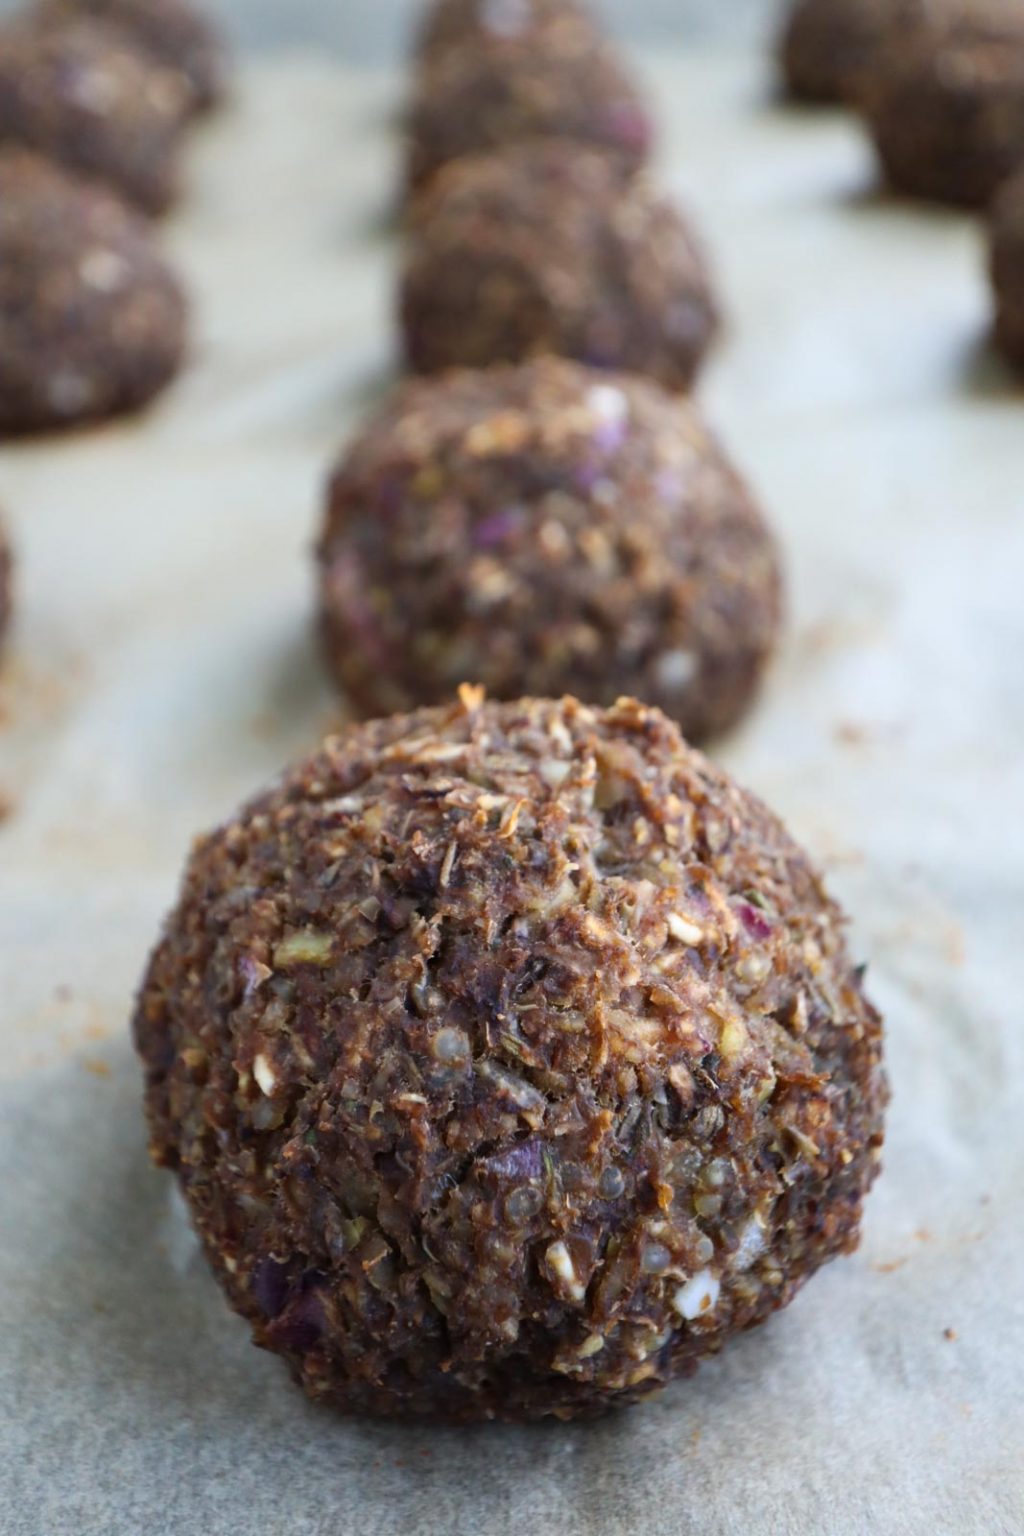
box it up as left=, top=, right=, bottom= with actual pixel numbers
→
left=1, top=48, right=1022, bottom=1536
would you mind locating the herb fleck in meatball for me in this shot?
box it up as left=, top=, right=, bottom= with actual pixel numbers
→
left=0, top=150, right=186, bottom=435
left=406, top=15, right=652, bottom=195
left=990, top=165, right=1024, bottom=365
left=36, top=0, right=227, bottom=113
left=0, top=17, right=190, bottom=214
left=319, top=358, right=781, bottom=743
left=401, top=139, right=718, bottom=391
left=134, top=692, right=887, bottom=1423
left=861, top=2, right=1024, bottom=206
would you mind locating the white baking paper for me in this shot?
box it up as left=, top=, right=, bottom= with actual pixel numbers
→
left=1, top=48, right=1022, bottom=1536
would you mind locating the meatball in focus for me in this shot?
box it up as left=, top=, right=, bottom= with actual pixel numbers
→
left=401, top=139, right=719, bottom=390
left=0, top=150, right=186, bottom=434
left=406, top=16, right=652, bottom=194
left=134, top=692, right=888, bottom=1422
left=318, top=359, right=781, bottom=743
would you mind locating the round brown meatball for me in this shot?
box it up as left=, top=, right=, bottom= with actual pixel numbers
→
left=413, top=0, right=599, bottom=67
left=0, top=17, right=190, bottom=214
left=862, top=3, right=1024, bottom=206
left=401, top=140, right=719, bottom=391
left=779, top=0, right=924, bottom=105
left=35, top=0, right=227, bottom=113
left=406, top=16, right=652, bottom=194
left=0, top=520, right=10, bottom=648
left=319, top=359, right=781, bottom=743
left=134, top=692, right=888, bottom=1423
left=0, top=150, right=187, bottom=435
left=990, top=166, right=1024, bottom=365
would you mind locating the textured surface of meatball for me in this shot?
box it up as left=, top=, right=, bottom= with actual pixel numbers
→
left=401, top=140, right=718, bottom=390
left=779, top=0, right=921, bottom=104
left=0, top=17, right=190, bottom=214
left=862, top=3, right=1024, bottom=206
left=0, top=150, right=186, bottom=434
left=406, top=16, right=651, bottom=193
left=36, top=0, right=227, bottom=112
left=413, top=0, right=598, bottom=66
left=134, top=693, right=888, bottom=1423
left=319, top=359, right=781, bottom=743
left=990, top=166, right=1024, bottom=365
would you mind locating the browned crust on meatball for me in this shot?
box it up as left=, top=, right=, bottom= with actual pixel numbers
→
left=0, top=17, right=190, bottom=214
left=134, top=692, right=887, bottom=1423
left=413, top=0, right=598, bottom=67
left=318, top=358, right=781, bottom=743
left=0, top=150, right=187, bottom=435
left=405, top=17, right=652, bottom=195
left=401, top=139, right=719, bottom=391
left=36, top=0, right=227, bottom=113
left=861, top=5, right=1024, bottom=206
left=990, top=165, right=1024, bottom=365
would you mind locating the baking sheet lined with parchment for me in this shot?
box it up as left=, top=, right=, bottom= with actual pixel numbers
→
left=1, top=48, right=1022, bottom=1536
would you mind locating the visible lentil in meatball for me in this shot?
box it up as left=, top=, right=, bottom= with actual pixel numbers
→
left=134, top=692, right=888, bottom=1423
left=318, top=358, right=781, bottom=743
left=401, top=139, right=719, bottom=390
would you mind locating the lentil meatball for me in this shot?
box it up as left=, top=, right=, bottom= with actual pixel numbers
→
left=401, top=139, right=719, bottom=391
left=0, top=150, right=187, bottom=435
left=862, top=2, right=1024, bottom=206
left=413, top=0, right=599, bottom=67
left=0, top=17, right=190, bottom=214
left=779, top=0, right=923, bottom=104
left=406, top=16, right=652, bottom=194
left=36, top=0, right=227, bottom=113
left=318, top=358, right=781, bottom=743
left=990, top=165, right=1024, bottom=365
left=134, top=692, right=887, bottom=1423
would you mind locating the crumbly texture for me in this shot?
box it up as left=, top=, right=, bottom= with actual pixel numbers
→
left=135, top=693, right=887, bottom=1423
left=862, top=3, right=1024, bottom=206
left=990, top=167, right=1024, bottom=366
left=779, top=0, right=923, bottom=104
left=401, top=140, right=719, bottom=391
left=0, top=150, right=187, bottom=435
left=413, top=0, right=598, bottom=66
left=0, top=17, right=190, bottom=214
left=319, top=358, right=781, bottom=743
left=36, top=0, right=227, bottom=113
left=405, top=16, right=652, bottom=194
left=0, top=520, right=10, bottom=649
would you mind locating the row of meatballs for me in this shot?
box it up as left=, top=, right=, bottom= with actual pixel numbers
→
left=0, top=0, right=227, bottom=439
left=320, top=0, right=779, bottom=747
left=781, top=0, right=1024, bottom=365
left=132, top=0, right=888, bottom=1425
